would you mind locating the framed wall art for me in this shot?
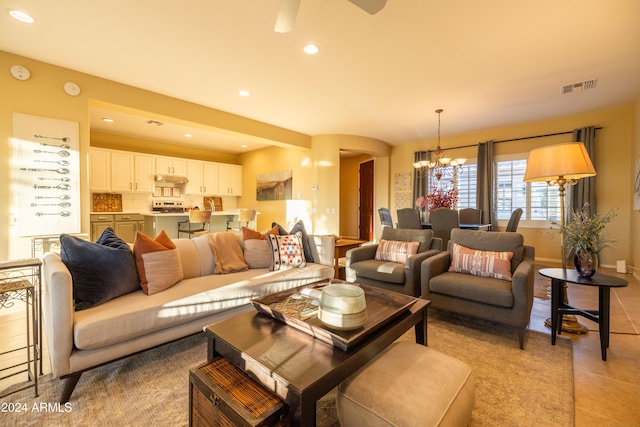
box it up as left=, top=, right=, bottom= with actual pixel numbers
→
left=256, top=170, right=292, bottom=201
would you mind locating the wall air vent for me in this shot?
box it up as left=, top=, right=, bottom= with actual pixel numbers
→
left=145, top=119, right=164, bottom=126
left=562, top=79, right=597, bottom=94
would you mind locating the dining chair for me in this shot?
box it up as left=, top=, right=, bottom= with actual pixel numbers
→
left=396, top=208, right=422, bottom=229
left=459, top=208, right=482, bottom=224
left=378, top=208, right=394, bottom=229
left=429, top=208, right=460, bottom=249
left=506, top=208, right=523, bottom=232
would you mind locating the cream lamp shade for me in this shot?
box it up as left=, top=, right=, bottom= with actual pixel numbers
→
left=523, top=142, right=596, bottom=182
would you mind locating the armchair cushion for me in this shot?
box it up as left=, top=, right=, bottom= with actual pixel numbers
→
left=353, top=259, right=406, bottom=284
left=381, top=228, right=432, bottom=253
left=449, top=243, right=514, bottom=281
left=429, top=272, right=515, bottom=308
left=375, top=240, right=420, bottom=264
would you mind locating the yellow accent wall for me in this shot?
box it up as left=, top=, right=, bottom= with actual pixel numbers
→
left=390, top=107, right=635, bottom=267
left=633, top=96, right=640, bottom=280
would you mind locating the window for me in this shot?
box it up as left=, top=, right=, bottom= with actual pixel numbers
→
left=426, top=161, right=478, bottom=209
left=495, top=154, right=561, bottom=227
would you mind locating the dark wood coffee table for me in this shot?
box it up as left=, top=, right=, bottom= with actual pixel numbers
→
left=204, top=287, right=429, bottom=426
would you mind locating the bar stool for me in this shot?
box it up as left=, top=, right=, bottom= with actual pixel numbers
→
left=226, top=209, right=256, bottom=231
left=178, top=210, right=212, bottom=238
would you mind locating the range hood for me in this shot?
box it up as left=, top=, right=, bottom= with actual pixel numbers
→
left=154, top=174, right=189, bottom=184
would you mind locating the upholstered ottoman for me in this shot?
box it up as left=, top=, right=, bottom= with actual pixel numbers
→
left=337, top=341, right=475, bottom=427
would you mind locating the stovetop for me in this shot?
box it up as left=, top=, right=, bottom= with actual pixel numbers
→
left=151, top=200, right=185, bottom=213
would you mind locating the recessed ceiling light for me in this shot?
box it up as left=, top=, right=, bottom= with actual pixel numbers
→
left=303, top=44, right=319, bottom=55
left=185, top=133, right=192, bottom=138
left=102, top=117, right=114, bottom=123
left=238, top=90, right=250, bottom=97
left=8, top=10, right=35, bottom=23
left=241, top=144, right=248, bottom=148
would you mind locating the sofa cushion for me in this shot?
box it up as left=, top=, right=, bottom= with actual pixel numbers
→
left=351, top=259, right=406, bottom=284
left=72, top=263, right=335, bottom=350
left=133, top=230, right=183, bottom=295
left=60, top=228, right=140, bottom=311
left=375, top=239, right=419, bottom=264
left=267, top=232, right=306, bottom=270
left=449, top=243, right=514, bottom=281
left=381, top=228, right=433, bottom=253
left=207, top=232, right=249, bottom=274
left=173, top=235, right=215, bottom=279
left=272, top=220, right=315, bottom=263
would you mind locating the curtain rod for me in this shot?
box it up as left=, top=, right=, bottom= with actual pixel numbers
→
left=417, top=127, right=602, bottom=152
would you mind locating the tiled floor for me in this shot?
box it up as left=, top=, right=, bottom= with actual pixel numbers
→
left=1, top=264, right=639, bottom=425
left=529, top=264, right=640, bottom=427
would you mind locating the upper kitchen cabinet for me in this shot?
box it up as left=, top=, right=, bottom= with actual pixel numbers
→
left=218, top=164, right=242, bottom=196
left=156, top=156, right=187, bottom=177
left=186, top=161, right=219, bottom=195
left=110, top=151, right=155, bottom=193
left=89, top=148, right=111, bottom=192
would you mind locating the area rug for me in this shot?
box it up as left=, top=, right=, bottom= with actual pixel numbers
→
left=3, top=313, right=573, bottom=427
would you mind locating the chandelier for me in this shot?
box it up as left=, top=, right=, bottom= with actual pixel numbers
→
left=413, top=109, right=466, bottom=180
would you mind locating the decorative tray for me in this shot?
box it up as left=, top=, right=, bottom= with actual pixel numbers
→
left=251, top=280, right=417, bottom=351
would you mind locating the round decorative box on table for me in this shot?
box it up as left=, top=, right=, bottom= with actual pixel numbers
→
left=318, top=283, right=367, bottom=331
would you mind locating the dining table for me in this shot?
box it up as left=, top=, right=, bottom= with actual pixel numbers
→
left=421, top=222, right=492, bottom=231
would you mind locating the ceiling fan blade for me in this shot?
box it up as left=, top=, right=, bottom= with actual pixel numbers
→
left=274, top=0, right=301, bottom=33
left=348, top=0, right=387, bottom=15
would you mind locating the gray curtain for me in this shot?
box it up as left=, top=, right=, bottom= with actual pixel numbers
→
left=476, top=141, right=496, bottom=228
left=413, top=151, right=430, bottom=204
left=570, top=126, right=596, bottom=213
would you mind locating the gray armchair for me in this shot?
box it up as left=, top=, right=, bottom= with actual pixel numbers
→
left=346, top=228, right=442, bottom=296
left=421, top=229, right=535, bottom=349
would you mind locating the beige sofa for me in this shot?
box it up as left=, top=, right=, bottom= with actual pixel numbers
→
left=42, top=233, right=335, bottom=402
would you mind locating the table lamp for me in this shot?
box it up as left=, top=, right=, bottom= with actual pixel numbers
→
left=524, top=142, right=596, bottom=333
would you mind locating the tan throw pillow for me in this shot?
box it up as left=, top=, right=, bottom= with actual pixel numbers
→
left=133, top=230, right=183, bottom=295
left=266, top=232, right=306, bottom=271
left=375, top=240, right=420, bottom=264
left=448, top=243, right=514, bottom=281
left=243, top=239, right=272, bottom=269
left=142, top=249, right=184, bottom=295
left=207, top=232, right=249, bottom=274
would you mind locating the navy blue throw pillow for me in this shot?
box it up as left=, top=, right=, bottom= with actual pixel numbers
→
left=271, top=220, right=315, bottom=263
left=60, top=228, right=140, bottom=311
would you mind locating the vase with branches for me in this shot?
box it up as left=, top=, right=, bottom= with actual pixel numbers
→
left=559, top=202, right=617, bottom=277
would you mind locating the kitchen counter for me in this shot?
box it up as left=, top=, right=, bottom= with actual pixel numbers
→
left=143, top=210, right=244, bottom=217
left=144, top=210, right=258, bottom=238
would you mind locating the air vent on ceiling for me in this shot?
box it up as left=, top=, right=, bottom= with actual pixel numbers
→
left=146, top=119, right=164, bottom=126
left=562, top=79, right=597, bottom=94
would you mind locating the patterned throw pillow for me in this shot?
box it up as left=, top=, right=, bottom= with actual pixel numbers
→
left=375, top=240, right=420, bottom=264
left=266, top=232, right=306, bottom=271
left=448, top=243, right=514, bottom=281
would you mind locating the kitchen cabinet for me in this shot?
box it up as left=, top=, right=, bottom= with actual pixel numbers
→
left=218, top=164, right=242, bottom=196
left=90, top=214, right=114, bottom=241
left=89, top=148, right=111, bottom=192
left=156, top=156, right=187, bottom=176
left=90, top=213, right=144, bottom=243
left=110, top=151, right=154, bottom=193
left=113, top=214, right=144, bottom=243
left=186, top=161, right=219, bottom=195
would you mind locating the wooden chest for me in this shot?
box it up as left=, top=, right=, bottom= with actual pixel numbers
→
left=189, top=357, right=287, bottom=427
